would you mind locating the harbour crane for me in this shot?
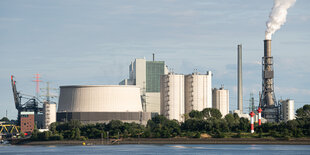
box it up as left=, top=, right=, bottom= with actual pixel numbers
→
left=11, top=75, right=43, bottom=125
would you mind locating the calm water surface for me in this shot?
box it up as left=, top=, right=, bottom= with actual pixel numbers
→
left=0, top=144, right=309, bottom=154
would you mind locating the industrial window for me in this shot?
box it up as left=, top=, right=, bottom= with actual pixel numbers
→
left=146, top=61, right=165, bottom=92
left=21, top=115, right=28, bottom=117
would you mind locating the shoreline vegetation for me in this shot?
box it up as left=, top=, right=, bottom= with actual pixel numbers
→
left=12, top=137, right=310, bottom=145
left=6, top=105, right=310, bottom=145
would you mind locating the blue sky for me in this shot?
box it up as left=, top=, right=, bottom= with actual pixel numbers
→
left=1, top=0, right=309, bottom=119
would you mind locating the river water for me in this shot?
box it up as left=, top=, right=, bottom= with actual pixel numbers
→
left=0, top=144, right=309, bottom=154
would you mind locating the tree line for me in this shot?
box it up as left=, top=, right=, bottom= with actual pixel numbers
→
left=30, top=104, right=310, bottom=141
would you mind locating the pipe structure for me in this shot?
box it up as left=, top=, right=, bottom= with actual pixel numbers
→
left=249, top=111, right=255, bottom=133
left=257, top=107, right=262, bottom=126
left=237, top=44, right=243, bottom=113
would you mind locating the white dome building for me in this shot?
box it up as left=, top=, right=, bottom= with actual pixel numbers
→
left=57, top=85, right=153, bottom=125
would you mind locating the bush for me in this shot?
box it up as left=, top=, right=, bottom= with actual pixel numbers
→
left=80, top=136, right=87, bottom=141
left=49, top=134, right=61, bottom=140
left=233, top=131, right=242, bottom=138
left=213, top=130, right=225, bottom=138
left=20, top=132, right=25, bottom=138
left=193, top=132, right=201, bottom=138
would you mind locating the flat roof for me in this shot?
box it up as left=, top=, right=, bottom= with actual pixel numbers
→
left=21, top=111, right=34, bottom=115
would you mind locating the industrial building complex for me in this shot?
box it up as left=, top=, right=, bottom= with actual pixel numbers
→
left=8, top=45, right=296, bottom=134
left=8, top=26, right=297, bottom=134
left=119, top=56, right=169, bottom=114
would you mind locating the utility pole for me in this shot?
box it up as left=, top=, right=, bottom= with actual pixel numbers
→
left=41, top=82, right=57, bottom=103
left=33, top=73, right=42, bottom=99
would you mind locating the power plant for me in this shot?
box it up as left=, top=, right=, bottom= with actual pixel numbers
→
left=4, top=1, right=299, bottom=139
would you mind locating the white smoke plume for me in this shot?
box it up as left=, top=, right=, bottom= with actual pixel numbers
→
left=265, top=0, right=296, bottom=40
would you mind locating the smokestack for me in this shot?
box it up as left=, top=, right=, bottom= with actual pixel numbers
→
left=237, top=44, right=243, bottom=113
left=264, top=40, right=271, bottom=57
left=263, top=40, right=274, bottom=106
left=152, top=53, right=155, bottom=61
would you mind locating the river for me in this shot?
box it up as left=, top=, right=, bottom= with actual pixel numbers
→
left=0, top=144, right=309, bottom=154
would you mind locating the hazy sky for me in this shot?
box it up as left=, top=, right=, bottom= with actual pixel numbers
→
left=1, top=0, right=309, bottom=119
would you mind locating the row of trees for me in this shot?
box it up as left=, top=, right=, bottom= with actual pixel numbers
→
left=31, top=105, right=310, bottom=141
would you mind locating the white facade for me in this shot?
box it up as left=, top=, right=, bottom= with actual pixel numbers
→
left=160, top=74, right=185, bottom=122
left=43, top=102, right=56, bottom=129
left=212, top=87, right=229, bottom=117
left=58, top=85, right=142, bottom=112
left=184, top=72, right=212, bottom=114
left=145, top=92, right=160, bottom=113
left=132, top=59, right=147, bottom=93
left=280, top=99, right=295, bottom=122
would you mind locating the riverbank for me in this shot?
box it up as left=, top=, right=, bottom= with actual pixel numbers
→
left=12, top=137, right=310, bottom=145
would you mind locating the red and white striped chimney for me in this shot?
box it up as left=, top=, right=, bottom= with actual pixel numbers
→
left=249, top=111, right=255, bottom=133
left=257, top=107, right=263, bottom=126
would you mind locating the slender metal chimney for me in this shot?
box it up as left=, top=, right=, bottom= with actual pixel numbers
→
left=237, top=44, right=243, bottom=113
left=152, top=53, right=155, bottom=61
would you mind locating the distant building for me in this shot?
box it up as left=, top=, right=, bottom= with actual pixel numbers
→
left=160, top=73, right=185, bottom=122
left=120, top=58, right=168, bottom=113
left=212, top=87, right=229, bottom=117
left=280, top=99, right=295, bottom=122
left=185, top=71, right=212, bottom=114
left=43, top=102, right=56, bottom=129
left=20, top=111, right=35, bottom=133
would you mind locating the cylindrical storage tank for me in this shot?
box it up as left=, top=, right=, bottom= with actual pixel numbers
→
left=185, top=72, right=212, bottom=114
left=160, top=73, right=185, bottom=122
left=287, top=100, right=295, bottom=121
left=212, top=87, right=229, bottom=117
left=58, top=85, right=142, bottom=112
